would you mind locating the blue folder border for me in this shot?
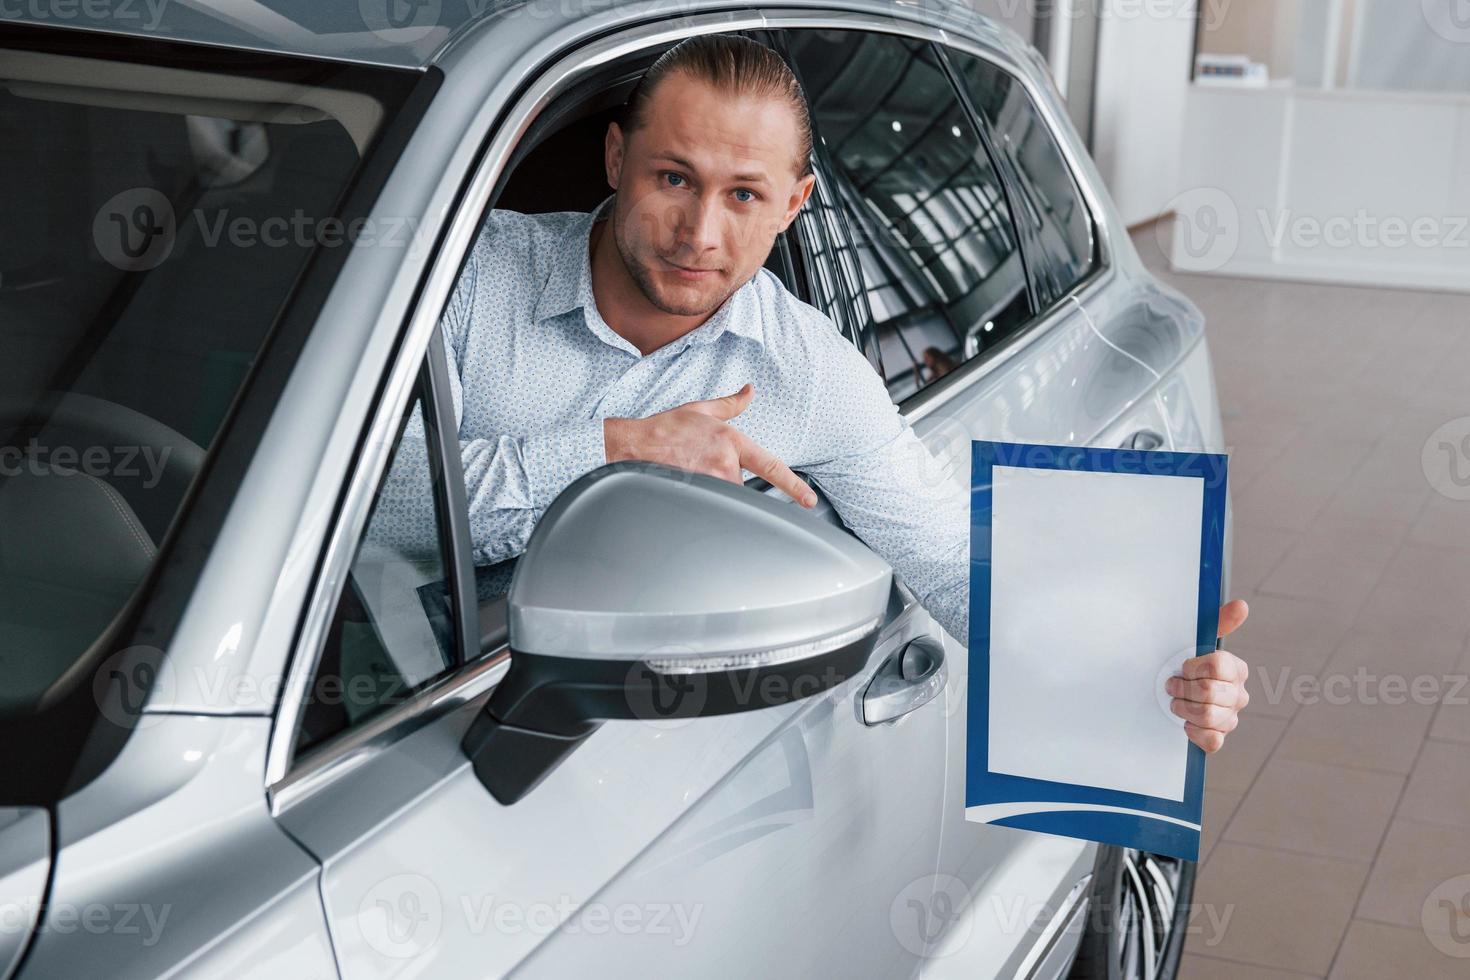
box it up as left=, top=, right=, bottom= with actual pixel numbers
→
left=966, top=440, right=1229, bottom=861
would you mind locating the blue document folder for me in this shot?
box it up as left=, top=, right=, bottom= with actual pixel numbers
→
left=966, top=440, right=1229, bottom=861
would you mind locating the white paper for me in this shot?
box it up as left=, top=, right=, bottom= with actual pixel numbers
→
left=987, top=464, right=1203, bottom=802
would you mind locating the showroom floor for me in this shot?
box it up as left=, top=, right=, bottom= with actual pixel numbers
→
left=1132, top=227, right=1470, bottom=979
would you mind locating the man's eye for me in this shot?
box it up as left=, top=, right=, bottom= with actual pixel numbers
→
left=733, top=188, right=755, bottom=203
left=664, top=173, right=686, bottom=188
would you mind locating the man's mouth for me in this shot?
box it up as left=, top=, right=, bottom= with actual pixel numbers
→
left=659, top=257, right=721, bottom=281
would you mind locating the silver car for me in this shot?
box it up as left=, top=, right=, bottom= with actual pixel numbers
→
left=0, top=2, right=1228, bottom=978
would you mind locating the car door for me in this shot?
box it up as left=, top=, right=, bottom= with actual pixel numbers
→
left=785, top=24, right=1184, bottom=976
left=267, top=18, right=951, bottom=980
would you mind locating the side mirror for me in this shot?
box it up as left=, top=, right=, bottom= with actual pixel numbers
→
left=462, top=462, right=892, bottom=804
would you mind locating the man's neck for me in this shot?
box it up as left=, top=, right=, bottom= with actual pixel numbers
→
left=588, top=217, right=710, bottom=357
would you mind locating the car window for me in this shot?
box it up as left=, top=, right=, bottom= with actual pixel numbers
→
left=952, top=50, right=1097, bottom=306
left=293, top=364, right=463, bottom=756
left=792, top=166, right=880, bottom=364
left=0, top=35, right=417, bottom=735
left=786, top=30, right=1032, bottom=403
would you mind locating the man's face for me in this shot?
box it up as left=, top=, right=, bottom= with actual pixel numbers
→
left=604, top=71, right=815, bottom=318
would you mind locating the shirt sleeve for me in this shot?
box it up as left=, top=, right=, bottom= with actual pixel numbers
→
left=795, top=325, right=971, bottom=646
left=364, top=218, right=608, bottom=566
left=439, top=234, right=608, bottom=565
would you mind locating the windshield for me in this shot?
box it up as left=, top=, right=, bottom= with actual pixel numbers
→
left=0, top=27, right=423, bottom=749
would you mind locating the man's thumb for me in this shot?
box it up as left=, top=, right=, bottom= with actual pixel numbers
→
left=694, top=383, right=754, bottom=420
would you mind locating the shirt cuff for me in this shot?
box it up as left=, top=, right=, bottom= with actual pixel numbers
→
left=521, top=417, right=607, bottom=511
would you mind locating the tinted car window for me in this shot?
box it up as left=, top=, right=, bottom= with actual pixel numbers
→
left=953, top=50, right=1097, bottom=305
left=0, top=37, right=414, bottom=731
left=787, top=30, right=1031, bottom=403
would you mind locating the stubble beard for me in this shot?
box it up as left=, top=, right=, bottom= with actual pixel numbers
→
left=611, top=209, right=734, bottom=318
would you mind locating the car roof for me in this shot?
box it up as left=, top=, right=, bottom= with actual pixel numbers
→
left=1, top=0, right=1023, bottom=71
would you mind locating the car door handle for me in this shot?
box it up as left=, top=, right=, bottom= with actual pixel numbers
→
left=862, top=636, right=947, bottom=726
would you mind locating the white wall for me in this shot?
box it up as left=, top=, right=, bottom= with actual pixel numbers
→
left=1171, top=85, right=1470, bottom=292
left=1091, top=0, right=1199, bottom=226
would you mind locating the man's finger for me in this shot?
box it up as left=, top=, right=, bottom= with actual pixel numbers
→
left=1171, top=698, right=1239, bottom=732
left=1165, top=675, right=1245, bottom=707
left=1218, top=598, right=1249, bottom=638
left=733, top=431, right=816, bottom=507
left=1180, top=649, right=1246, bottom=683
left=686, top=383, right=754, bottom=421
left=1184, top=722, right=1226, bottom=753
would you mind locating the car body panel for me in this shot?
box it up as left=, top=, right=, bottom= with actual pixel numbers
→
left=0, top=0, right=1019, bottom=70
left=0, top=809, right=48, bottom=980
left=275, top=586, right=948, bottom=978
left=14, top=716, right=337, bottom=979
left=4, top=3, right=1229, bottom=977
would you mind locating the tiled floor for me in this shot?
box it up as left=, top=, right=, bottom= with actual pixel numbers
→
left=1132, top=225, right=1470, bottom=979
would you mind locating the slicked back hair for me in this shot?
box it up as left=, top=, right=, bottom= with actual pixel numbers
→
left=622, top=34, right=815, bottom=177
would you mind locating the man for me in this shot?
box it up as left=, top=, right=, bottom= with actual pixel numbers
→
left=407, top=35, right=1250, bottom=752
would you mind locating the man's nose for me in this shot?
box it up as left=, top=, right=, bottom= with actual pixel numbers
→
left=674, top=194, right=720, bottom=254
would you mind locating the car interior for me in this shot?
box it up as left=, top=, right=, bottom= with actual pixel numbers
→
left=0, top=48, right=376, bottom=716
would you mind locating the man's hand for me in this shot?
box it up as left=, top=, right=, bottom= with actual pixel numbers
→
left=604, top=383, right=818, bottom=508
left=1165, top=599, right=1251, bottom=753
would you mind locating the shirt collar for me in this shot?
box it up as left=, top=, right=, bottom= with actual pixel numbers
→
left=532, top=195, right=766, bottom=351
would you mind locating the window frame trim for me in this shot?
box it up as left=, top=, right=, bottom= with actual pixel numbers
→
left=264, top=5, right=1118, bottom=806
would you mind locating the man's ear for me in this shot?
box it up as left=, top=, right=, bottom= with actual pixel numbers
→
left=605, top=121, right=625, bottom=190
left=777, top=173, right=816, bottom=233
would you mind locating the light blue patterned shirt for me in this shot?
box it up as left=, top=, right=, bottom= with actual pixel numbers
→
left=384, top=198, right=970, bottom=643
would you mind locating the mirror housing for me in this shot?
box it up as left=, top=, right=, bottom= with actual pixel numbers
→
left=463, top=462, right=892, bottom=804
